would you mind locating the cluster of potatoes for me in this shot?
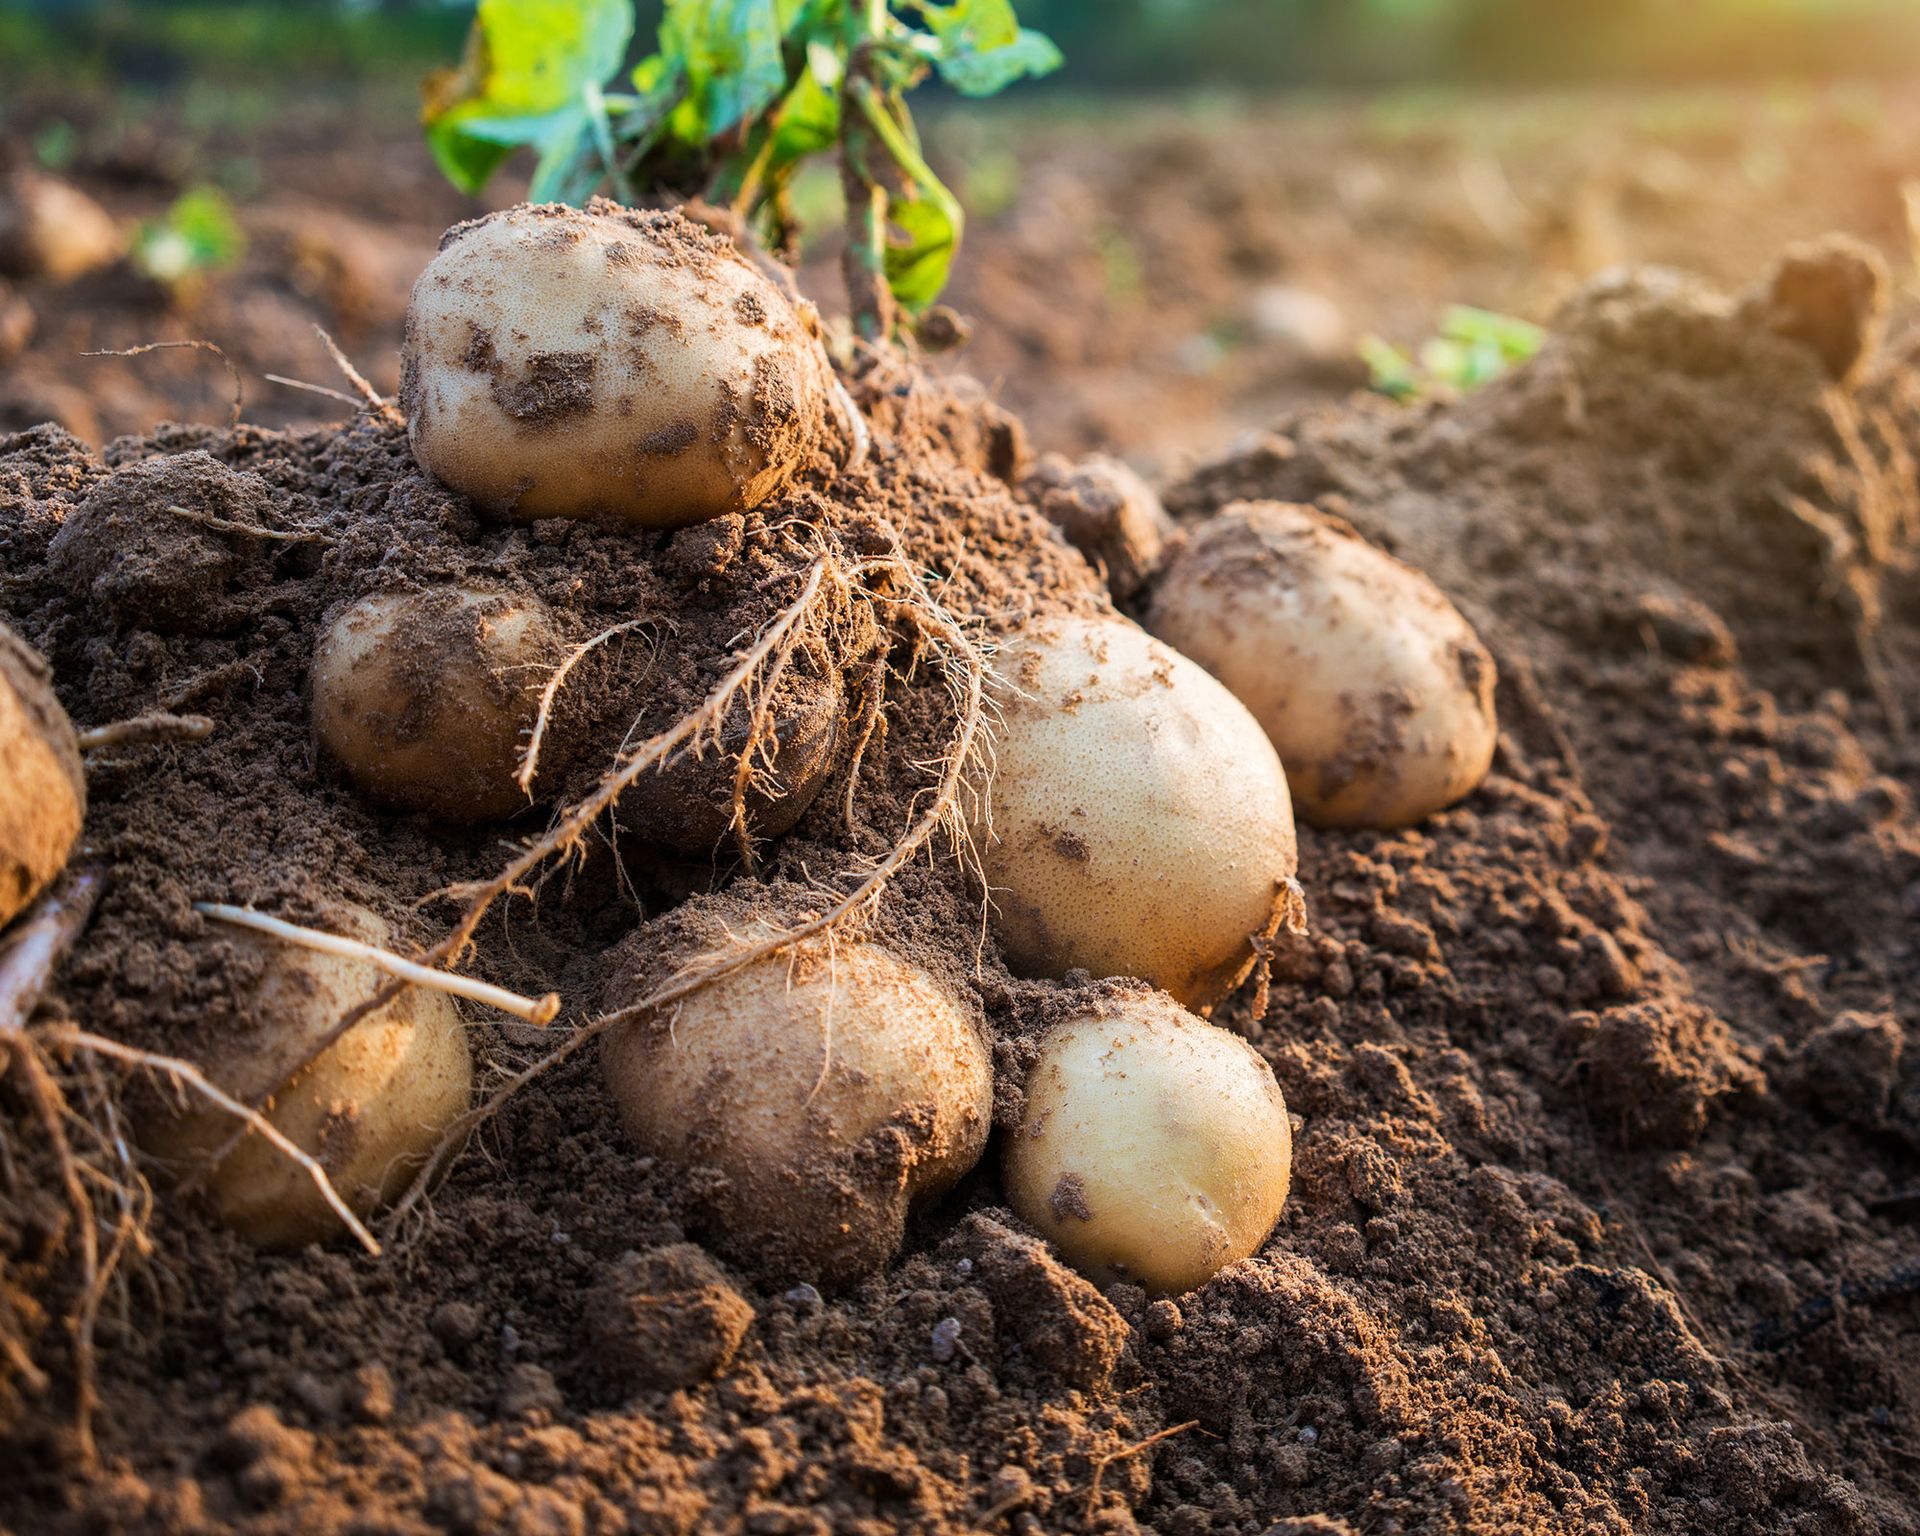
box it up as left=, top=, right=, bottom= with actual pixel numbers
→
left=0, top=201, right=1499, bottom=1297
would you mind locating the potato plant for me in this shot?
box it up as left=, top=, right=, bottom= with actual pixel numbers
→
left=421, top=0, right=1061, bottom=340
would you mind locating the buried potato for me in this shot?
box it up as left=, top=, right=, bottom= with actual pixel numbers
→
left=602, top=922, right=993, bottom=1286
left=400, top=201, right=833, bottom=527
left=978, top=614, right=1298, bottom=1011
left=0, top=622, right=85, bottom=930
left=311, top=584, right=562, bottom=821
left=1148, top=500, right=1498, bottom=830
left=1005, top=992, right=1292, bottom=1294
left=142, top=902, right=473, bottom=1248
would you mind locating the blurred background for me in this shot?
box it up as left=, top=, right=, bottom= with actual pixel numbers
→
left=4, top=0, right=1920, bottom=465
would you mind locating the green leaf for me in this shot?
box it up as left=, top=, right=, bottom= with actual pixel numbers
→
left=884, top=193, right=958, bottom=312
left=134, top=186, right=246, bottom=285
left=422, top=0, right=634, bottom=195
left=661, top=0, right=788, bottom=138
left=914, top=0, right=1061, bottom=97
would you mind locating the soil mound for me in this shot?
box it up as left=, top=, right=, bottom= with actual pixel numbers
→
left=1, top=238, right=1917, bottom=1534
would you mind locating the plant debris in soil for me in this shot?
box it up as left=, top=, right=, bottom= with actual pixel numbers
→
left=0, top=232, right=1917, bottom=1536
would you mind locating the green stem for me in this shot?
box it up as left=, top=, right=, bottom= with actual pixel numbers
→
left=849, top=78, right=962, bottom=243
left=582, top=82, right=634, bottom=205
left=840, top=0, right=894, bottom=342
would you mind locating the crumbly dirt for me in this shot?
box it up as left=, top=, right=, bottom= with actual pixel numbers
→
left=2, top=230, right=1919, bottom=1536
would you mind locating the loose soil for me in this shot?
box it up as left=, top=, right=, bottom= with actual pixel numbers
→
left=0, top=87, right=1918, bottom=1536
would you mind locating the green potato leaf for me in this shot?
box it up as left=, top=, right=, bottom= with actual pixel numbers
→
left=912, top=0, right=1061, bottom=97
left=885, top=192, right=959, bottom=312
left=423, top=0, right=635, bottom=195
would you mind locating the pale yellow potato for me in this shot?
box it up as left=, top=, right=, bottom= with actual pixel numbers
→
left=0, top=622, right=84, bottom=930
left=0, top=173, right=123, bottom=283
left=312, top=585, right=560, bottom=822
left=1148, top=500, right=1497, bottom=830
left=400, top=201, right=830, bottom=527
left=146, top=903, right=473, bottom=1247
left=603, top=937, right=993, bottom=1285
left=1005, top=994, right=1292, bottom=1294
left=979, top=615, right=1297, bottom=1011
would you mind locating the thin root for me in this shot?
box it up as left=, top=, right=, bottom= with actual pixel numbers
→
left=77, top=712, right=215, bottom=753
left=193, top=903, right=559, bottom=1025
left=82, top=341, right=242, bottom=428
left=517, top=618, right=651, bottom=795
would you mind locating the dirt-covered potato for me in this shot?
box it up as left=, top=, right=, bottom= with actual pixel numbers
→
left=1148, top=500, right=1498, bottom=830
left=1005, top=993, right=1292, bottom=1294
left=979, top=615, right=1298, bottom=1011
left=312, top=585, right=561, bottom=822
left=400, top=201, right=831, bottom=527
left=603, top=935, right=993, bottom=1286
left=144, top=902, right=473, bottom=1247
left=0, top=623, right=84, bottom=930
left=625, top=662, right=843, bottom=855
left=0, top=173, right=123, bottom=283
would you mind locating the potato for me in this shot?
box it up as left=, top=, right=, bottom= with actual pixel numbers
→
left=979, top=615, right=1297, bottom=1011
left=624, top=661, right=843, bottom=855
left=400, top=201, right=831, bottom=527
left=145, top=902, right=473, bottom=1247
left=603, top=936, right=993, bottom=1285
left=0, top=173, right=123, bottom=284
left=312, top=585, right=561, bottom=822
left=0, top=623, right=84, bottom=930
left=1004, top=993, right=1292, bottom=1294
left=1147, top=500, right=1498, bottom=830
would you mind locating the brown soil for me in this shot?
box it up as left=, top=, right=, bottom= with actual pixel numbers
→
left=0, top=87, right=1917, bottom=1536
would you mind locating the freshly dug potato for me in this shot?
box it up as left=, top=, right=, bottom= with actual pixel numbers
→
left=1148, top=500, right=1498, bottom=830
left=625, top=662, right=843, bottom=855
left=145, top=902, right=473, bottom=1247
left=0, top=623, right=84, bottom=930
left=1005, top=993, right=1292, bottom=1294
left=603, top=936, right=993, bottom=1285
left=400, top=201, right=831, bottom=527
left=312, top=585, right=561, bottom=821
left=0, top=172, right=123, bottom=283
left=980, top=615, right=1297, bottom=1011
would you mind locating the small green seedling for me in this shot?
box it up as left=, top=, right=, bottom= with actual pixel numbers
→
left=1362, top=304, right=1543, bottom=401
left=133, top=186, right=245, bottom=288
left=423, top=0, right=1060, bottom=340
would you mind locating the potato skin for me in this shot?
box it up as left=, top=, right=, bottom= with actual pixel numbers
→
left=1147, top=500, right=1498, bottom=830
left=0, top=622, right=84, bottom=929
left=980, top=615, right=1297, bottom=1011
left=400, top=201, right=829, bottom=527
left=1004, top=994, right=1292, bottom=1295
left=145, top=903, right=473, bottom=1247
left=312, top=586, right=559, bottom=822
left=0, top=173, right=122, bottom=283
left=603, top=939, right=993, bottom=1286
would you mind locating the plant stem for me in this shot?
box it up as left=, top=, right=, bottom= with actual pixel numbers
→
left=840, top=0, right=895, bottom=342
